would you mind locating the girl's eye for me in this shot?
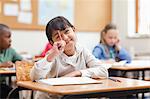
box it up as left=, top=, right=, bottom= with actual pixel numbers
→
left=56, top=36, right=60, bottom=39
left=54, top=35, right=59, bottom=39
left=64, top=30, right=69, bottom=34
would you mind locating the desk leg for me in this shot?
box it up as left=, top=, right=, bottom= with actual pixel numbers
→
left=8, top=76, right=11, bottom=86
left=142, top=70, right=145, bottom=80
left=122, top=71, right=127, bottom=77
left=142, top=70, right=145, bottom=99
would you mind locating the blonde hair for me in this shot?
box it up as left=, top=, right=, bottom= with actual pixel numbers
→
left=100, top=23, right=117, bottom=44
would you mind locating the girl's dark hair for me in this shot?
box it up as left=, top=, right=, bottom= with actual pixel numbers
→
left=46, top=16, right=74, bottom=44
left=100, top=23, right=117, bottom=44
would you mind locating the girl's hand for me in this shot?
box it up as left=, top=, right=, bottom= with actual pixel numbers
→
left=47, top=40, right=66, bottom=62
left=115, top=38, right=121, bottom=51
left=63, top=71, right=81, bottom=77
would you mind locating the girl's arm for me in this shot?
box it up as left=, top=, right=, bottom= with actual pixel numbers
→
left=81, top=48, right=109, bottom=78
left=30, top=57, right=54, bottom=81
left=117, top=48, right=131, bottom=63
left=30, top=40, right=66, bottom=81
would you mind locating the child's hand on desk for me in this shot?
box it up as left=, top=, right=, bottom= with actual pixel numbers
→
left=63, top=71, right=81, bottom=77
left=47, top=40, right=66, bottom=62
left=0, top=61, right=14, bottom=68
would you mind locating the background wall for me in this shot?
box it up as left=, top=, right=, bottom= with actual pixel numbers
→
left=11, top=30, right=100, bottom=56
left=112, top=0, right=150, bottom=54
left=11, top=0, right=150, bottom=56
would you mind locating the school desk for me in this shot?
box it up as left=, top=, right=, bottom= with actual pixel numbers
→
left=109, top=60, right=150, bottom=80
left=14, top=77, right=150, bottom=98
left=0, top=68, right=16, bottom=85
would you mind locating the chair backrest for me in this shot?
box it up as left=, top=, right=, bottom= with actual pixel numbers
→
left=15, top=61, right=34, bottom=81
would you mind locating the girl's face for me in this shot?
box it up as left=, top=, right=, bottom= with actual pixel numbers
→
left=104, top=29, right=119, bottom=46
left=52, top=27, right=76, bottom=52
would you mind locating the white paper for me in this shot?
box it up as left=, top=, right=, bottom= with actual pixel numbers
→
left=100, top=60, right=127, bottom=69
left=18, top=12, right=32, bottom=24
left=37, top=77, right=101, bottom=86
left=112, top=60, right=127, bottom=67
left=125, top=60, right=150, bottom=67
left=0, top=67, right=15, bottom=71
left=4, top=3, right=18, bottom=16
left=20, top=0, right=31, bottom=11
left=111, top=60, right=150, bottom=67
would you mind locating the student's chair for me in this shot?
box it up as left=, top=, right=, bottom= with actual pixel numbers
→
left=15, top=61, right=34, bottom=81
left=7, top=61, right=34, bottom=99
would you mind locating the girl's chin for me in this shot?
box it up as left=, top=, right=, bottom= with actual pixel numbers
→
left=65, top=43, right=75, bottom=50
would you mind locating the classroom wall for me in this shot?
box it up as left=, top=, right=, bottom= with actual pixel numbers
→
left=11, top=30, right=100, bottom=56
left=11, top=0, right=150, bottom=56
left=112, top=0, right=150, bottom=54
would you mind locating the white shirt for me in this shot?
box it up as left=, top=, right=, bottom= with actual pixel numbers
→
left=30, top=44, right=109, bottom=99
left=30, top=44, right=108, bottom=81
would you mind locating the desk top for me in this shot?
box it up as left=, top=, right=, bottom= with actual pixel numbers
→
left=110, top=60, right=150, bottom=70
left=110, top=66, right=150, bottom=70
left=0, top=68, right=15, bottom=74
left=17, top=77, right=150, bottom=96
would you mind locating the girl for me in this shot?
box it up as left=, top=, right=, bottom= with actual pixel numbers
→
left=30, top=16, right=108, bottom=99
left=92, top=23, right=131, bottom=63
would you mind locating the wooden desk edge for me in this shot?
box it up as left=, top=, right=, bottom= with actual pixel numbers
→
left=17, top=78, right=150, bottom=95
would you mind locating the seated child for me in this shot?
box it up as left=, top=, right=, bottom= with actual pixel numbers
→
left=0, top=24, right=22, bottom=98
left=0, top=23, right=22, bottom=69
left=92, top=23, right=131, bottom=77
left=93, top=23, right=131, bottom=63
left=30, top=16, right=108, bottom=99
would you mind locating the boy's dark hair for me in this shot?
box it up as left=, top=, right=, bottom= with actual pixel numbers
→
left=46, top=16, right=74, bottom=44
left=0, top=24, right=9, bottom=35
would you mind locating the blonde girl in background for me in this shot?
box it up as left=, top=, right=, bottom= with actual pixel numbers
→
left=93, top=23, right=131, bottom=76
left=93, top=23, right=131, bottom=63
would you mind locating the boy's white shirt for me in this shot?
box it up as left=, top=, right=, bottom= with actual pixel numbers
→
left=30, top=43, right=108, bottom=81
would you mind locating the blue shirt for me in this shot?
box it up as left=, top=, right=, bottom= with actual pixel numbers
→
left=92, top=44, right=131, bottom=63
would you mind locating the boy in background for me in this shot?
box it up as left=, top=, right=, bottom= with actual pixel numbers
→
left=0, top=24, right=22, bottom=98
